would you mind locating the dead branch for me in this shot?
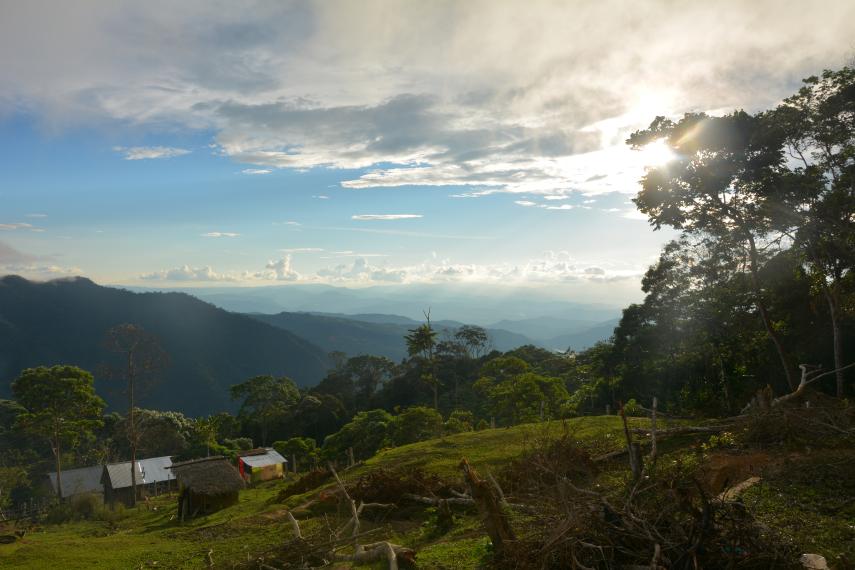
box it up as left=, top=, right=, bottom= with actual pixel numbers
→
left=285, top=510, right=302, bottom=540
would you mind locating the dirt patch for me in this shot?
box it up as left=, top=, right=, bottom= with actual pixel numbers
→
left=704, top=451, right=773, bottom=494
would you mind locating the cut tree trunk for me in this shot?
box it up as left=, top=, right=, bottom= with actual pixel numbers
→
left=460, top=458, right=515, bottom=556
left=822, top=282, right=845, bottom=398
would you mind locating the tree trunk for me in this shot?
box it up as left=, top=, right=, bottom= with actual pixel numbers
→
left=459, top=458, right=515, bottom=556
left=433, top=383, right=438, bottom=411
left=746, top=234, right=796, bottom=389
left=127, top=352, right=138, bottom=507
left=53, top=428, right=63, bottom=501
left=821, top=281, right=845, bottom=397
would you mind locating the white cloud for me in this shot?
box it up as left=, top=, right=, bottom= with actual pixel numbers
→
left=3, top=2, right=851, bottom=198
left=114, top=146, right=191, bottom=160
left=313, top=195, right=330, bottom=200
left=313, top=251, right=642, bottom=286
left=0, top=241, right=82, bottom=278
left=280, top=247, right=324, bottom=253
left=241, top=168, right=272, bottom=175
left=140, top=265, right=233, bottom=282
left=201, top=231, right=240, bottom=238
left=514, top=200, right=536, bottom=207
left=0, top=223, right=37, bottom=231
left=352, top=214, right=423, bottom=221
left=25, top=213, right=47, bottom=218
left=261, top=256, right=300, bottom=281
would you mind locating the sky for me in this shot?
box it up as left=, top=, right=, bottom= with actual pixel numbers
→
left=1, top=0, right=853, bottom=305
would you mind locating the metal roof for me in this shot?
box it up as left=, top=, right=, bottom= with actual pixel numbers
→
left=103, top=456, right=174, bottom=489
left=238, top=448, right=287, bottom=468
left=48, top=465, right=104, bottom=498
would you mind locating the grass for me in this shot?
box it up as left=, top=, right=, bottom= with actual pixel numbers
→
left=4, top=414, right=850, bottom=569
left=2, top=417, right=637, bottom=569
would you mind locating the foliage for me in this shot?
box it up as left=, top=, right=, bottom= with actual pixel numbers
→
left=230, top=375, right=300, bottom=445
left=475, top=359, right=570, bottom=425
left=390, top=406, right=444, bottom=446
left=321, top=408, right=395, bottom=461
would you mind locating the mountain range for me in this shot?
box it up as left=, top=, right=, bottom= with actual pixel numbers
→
left=1, top=276, right=620, bottom=415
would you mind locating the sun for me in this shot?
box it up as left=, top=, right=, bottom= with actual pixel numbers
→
left=639, top=138, right=677, bottom=167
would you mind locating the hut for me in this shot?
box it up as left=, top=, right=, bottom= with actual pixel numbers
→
left=236, top=448, right=287, bottom=483
left=169, top=456, right=245, bottom=520
left=102, top=456, right=176, bottom=507
left=47, top=465, right=104, bottom=500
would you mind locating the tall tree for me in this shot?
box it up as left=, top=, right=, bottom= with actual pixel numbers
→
left=405, top=311, right=440, bottom=409
left=771, top=67, right=855, bottom=396
left=104, top=324, right=168, bottom=506
left=628, top=111, right=798, bottom=389
left=12, top=366, right=105, bottom=500
left=230, top=375, right=300, bottom=446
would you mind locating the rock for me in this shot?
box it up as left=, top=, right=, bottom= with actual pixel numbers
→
left=800, top=553, right=829, bottom=569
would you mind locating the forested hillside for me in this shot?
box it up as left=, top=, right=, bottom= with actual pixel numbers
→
left=0, top=276, right=330, bottom=415
left=249, top=311, right=533, bottom=361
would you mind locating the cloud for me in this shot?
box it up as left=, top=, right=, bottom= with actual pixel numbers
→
left=312, top=195, right=330, bottom=200
left=261, top=256, right=300, bottom=281
left=137, top=250, right=640, bottom=286
left=201, top=231, right=240, bottom=238
left=514, top=200, right=536, bottom=207
left=351, top=214, right=423, bottom=221
left=313, top=251, right=642, bottom=286
left=0, top=222, right=39, bottom=231
left=25, top=213, right=48, bottom=218
left=3, top=2, right=851, bottom=197
left=241, top=168, right=272, bottom=175
left=140, top=265, right=233, bottom=282
left=114, top=146, right=191, bottom=160
left=0, top=240, right=82, bottom=278
left=280, top=247, right=323, bottom=253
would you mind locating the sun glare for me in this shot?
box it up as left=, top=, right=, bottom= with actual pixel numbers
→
left=640, top=138, right=676, bottom=167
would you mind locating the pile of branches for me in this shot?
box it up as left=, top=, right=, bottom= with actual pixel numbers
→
left=273, top=469, right=333, bottom=503
left=349, top=467, right=447, bottom=505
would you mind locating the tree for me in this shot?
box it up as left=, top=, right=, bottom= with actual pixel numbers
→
left=104, top=323, right=168, bottom=506
left=628, top=111, right=798, bottom=388
left=11, top=366, right=105, bottom=500
left=390, top=406, right=444, bottom=446
left=770, top=67, right=855, bottom=396
left=405, top=311, right=440, bottom=409
left=230, top=375, right=300, bottom=446
left=273, top=437, right=317, bottom=473
left=454, top=325, right=490, bottom=358
left=475, top=358, right=569, bottom=425
left=322, top=409, right=395, bottom=461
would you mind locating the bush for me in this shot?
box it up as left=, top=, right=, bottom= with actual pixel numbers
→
left=475, top=419, right=490, bottom=431
left=223, top=437, right=254, bottom=451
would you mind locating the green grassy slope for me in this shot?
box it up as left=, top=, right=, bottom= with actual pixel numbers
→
left=2, top=415, right=852, bottom=568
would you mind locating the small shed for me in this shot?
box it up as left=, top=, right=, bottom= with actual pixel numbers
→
left=237, top=448, right=287, bottom=483
left=170, top=456, right=245, bottom=519
left=47, top=465, right=104, bottom=500
left=102, top=456, right=176, bottom=507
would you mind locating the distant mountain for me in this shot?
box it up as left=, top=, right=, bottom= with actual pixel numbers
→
left=248, top=311, right=533, bottom=361
left=128, top=283, right=623, bottom=325
left=0, top=276, right=330, bottom=416
left=488, top=316, right=600, bottom=342
left=542, top=319, right=620, bottom=352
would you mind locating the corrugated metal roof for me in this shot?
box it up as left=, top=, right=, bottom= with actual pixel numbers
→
left=48, top=465, right=104, bottom=498
left=238, top=448, right=287, bottom=468
left=104, top=456, right=174, bottom=489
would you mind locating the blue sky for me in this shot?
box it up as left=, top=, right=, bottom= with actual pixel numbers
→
left=1, top=1, right=853, bottom=305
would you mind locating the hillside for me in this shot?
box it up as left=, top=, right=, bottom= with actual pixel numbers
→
left=2, top=414, right=852, bottom=569
left=0, top=276, right=330, bottom=415
left=248, top=311, right=533, bottom=361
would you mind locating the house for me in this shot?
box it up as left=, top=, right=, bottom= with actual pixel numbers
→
left=47, top=465, right=104, bottom=500
left=236, top=448, right=287, bottom=483
left=169, top=456, right=245, bottom=520
left=101, top=456, right=176, bottom=507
